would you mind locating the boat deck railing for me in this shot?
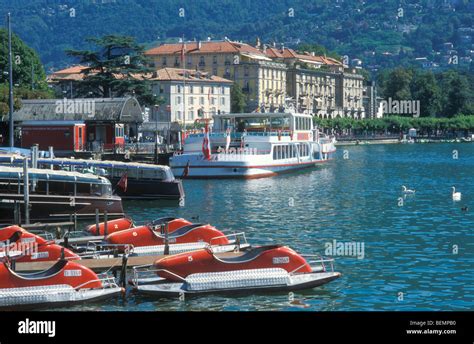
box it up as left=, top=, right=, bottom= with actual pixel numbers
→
left=209, top=232, right=248, bottom=248
left=299, top=254, right=336, bottom=273
left=187, top=130, right=295, bottom=139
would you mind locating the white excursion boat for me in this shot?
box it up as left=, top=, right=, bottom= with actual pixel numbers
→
left=170, top=111, right=336, bottom=179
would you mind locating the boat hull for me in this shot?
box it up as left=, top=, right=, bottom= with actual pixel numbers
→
left=110, top=177, right=184, bottom=200
left=171, top=152, right=336, bottom=179
left=135, top=271, right=341, bottom=297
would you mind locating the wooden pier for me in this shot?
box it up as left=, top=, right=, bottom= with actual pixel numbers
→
left=15, top=255, right=164, bottom=273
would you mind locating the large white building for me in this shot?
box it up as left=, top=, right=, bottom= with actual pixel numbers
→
left=149, top=68, right=232, bottom=125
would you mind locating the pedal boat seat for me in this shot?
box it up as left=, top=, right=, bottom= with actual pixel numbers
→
left=213, top=245, right=283, bottom=264
left=150, top=223, right=207, bottom=239
left=150, top=217, right=178, bottom=226
left=4, top=259, right=68, bottom=280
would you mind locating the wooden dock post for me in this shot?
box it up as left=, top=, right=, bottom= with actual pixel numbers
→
left=48, top=146, right=54, bottom=169
left=95, top=208, right=100, bottom=235
left=163, top=222, right=170, bottom=255
left=22, top=159, right=30, bottom=225
left=104, top=210, right=108, bottom=236
left=73, top=212, right=78, bottom=232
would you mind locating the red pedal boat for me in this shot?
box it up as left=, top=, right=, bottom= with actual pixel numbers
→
left=0, top=225, right=79, bottom=262
left=0, top=258, right=121, bottom=310
left=154, top=245, right=311, bottom=281
left=133, top=245, right=341, bottom=296
left=86, top=217, right=134, bottom=236
left=105, top=222, right=228, bottom=248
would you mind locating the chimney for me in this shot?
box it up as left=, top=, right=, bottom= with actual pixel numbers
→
left=198, top=41, right=202, bottom=49
left=255, top=37, right=261, bottom=49
left=281, top=43, right=285, bottom=53
left=311, top=52, right=315, bottom=56
left=263, top=44, right=267, bottom=54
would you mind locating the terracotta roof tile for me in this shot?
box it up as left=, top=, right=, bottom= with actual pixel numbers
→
left=146, top=40, right=265, bottom=57
left=147, top=68, right=232, bottom=83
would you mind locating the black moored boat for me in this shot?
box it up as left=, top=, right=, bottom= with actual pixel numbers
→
left=0, top=166, right=124, bottom=224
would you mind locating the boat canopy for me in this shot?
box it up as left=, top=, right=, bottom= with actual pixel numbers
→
left=38, top=158, right=172, bottom=172
left=0, top=166, right=110, bottom=185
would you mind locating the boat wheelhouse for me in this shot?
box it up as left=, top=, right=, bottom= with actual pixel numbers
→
left=0, top=166, right=123, bottom=224
left=170, top=111, right=336, bottom=178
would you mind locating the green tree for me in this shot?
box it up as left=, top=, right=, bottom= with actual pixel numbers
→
left=411, top=72, right=441, bottom=117
left=66, top=35, right=159, bottom=106
left=445, top=73, right=471, bottom=117
left=0, top=29, right=47, bottom=90
left=231, top=83, right=246, bottom=113
left=383, top=68, right=414, bottom=103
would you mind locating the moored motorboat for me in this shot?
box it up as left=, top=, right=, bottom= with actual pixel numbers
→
left=0, top=166, right=124, bottom=224
left=133, top=245, right=341, bottom=296
left=0, top=225, right=79, bottom=262
left=0, top=258, right=121, bottom=310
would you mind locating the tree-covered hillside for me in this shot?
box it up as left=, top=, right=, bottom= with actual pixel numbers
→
left=0, top=0, right=473, bottom=72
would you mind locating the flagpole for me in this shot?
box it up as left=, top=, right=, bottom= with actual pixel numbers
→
left=182, top=35, right=186, bottom=147
left=7, top=13, right=15, bottom=148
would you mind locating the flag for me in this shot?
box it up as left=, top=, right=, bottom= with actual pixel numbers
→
left=225, top=128, right=231, bottom=152
left=182, top=160, right=190, bottom=178
left=117, top=172, right=128, bottom=193
left=202, top=123, right=211, bottom=160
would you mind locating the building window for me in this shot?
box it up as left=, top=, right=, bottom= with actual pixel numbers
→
left=213, top=68, right=217, bottom=75
left=187, top=56, right=192, bottom=65
left=211, top=97, right=215, bottom=105
left=162, top=57, right=167, bottom=66
left=159, top=86, right=164, bottom=94
left=177, top=85, right=181, bottom=93
left=200, top=97, right=204, bottom=105
left=213, top=55, right=217, bottom=64
left=176, top=111, right=181, bottom=119
left=200, top=86, right=204, bottom=94
left=244, top=66, right=249, bottom=77
left=199, top=56, right=205, bottom=66
left=176, top=96, right=181, bottom=105
left=211, top=86, right=215, bottom=94
left=221, top=97, right=225, bottom=106
left=189, top=97, right=194, bottom=105
left=189, top=85, right=194, bottom=94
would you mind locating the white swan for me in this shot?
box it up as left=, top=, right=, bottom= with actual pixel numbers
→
left=402, top=185, right=415, bottom=194
left=452, top=187, right=462, bottom=201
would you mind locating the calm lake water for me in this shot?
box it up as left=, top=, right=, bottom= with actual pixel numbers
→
left=72, top=143, right=474, bottom=311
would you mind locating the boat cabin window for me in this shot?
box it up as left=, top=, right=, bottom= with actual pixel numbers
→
left=295, top=117, right=312, bottom=131
left=0, top=176, right=111, bottom=197
left=273, top=144, right=300, bottom=160
left=91, top=183, right=112, bottom=197
left=119, top=168, right=166, bottom=180
left=234, top=116, right=290, bottom=133
left=298, top=143, right=309, bottom=157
